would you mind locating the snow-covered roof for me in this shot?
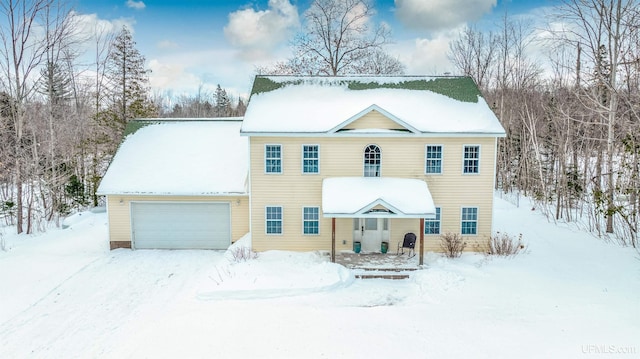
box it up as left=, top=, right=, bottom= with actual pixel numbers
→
left=97, top=119, right=248, bottom=196
left=241, top=76, right=506, bottom=136
left=322, top=177, right=436, bottom=218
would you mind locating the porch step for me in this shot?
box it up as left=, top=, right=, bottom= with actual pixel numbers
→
left=353, top=267, right=418, bottom=272
left=352, top=268, right=417, bottom=280
left=355, top=273, right=410, bottom=280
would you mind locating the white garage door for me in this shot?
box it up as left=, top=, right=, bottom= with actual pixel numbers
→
left=131, top=202, right=231, bottom=249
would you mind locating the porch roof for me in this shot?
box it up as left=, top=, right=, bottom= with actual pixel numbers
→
left=321, top=177, right=436, bottom=218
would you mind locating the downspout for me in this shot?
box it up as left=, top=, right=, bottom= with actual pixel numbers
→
left=331, top=218, right=336, bottom=263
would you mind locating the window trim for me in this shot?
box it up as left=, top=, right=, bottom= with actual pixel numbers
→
left=265, top=206, right=283, bottom=235
left=460, top=206, right=478, bottom=235
left=363, top=144, right=381, bottom=177
left=424, top=207, right=441, bottom=235
left=264, top=144, right=282, bottom=174
left=302, top=206, right=320, bottom=235
left=425, top=144, right=444, bottom=175
left=462, top=144, right=481, bottom=175
left=301, top=144, right=320, bottom=174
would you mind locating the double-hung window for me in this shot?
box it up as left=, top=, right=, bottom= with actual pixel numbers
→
left=265, top=145, right=282, bottom=173
left=461, top=207, right=478, bottom=235
left=425, top=145, right=443, bottom=174
left=303, top=207, right=319, bottom=235
left=424, top=207, right=441, bottom=235
left=266, top=206, right=283, bottom=234
left=302, top=145, right=319, bottom=174
left=463, top=145, right=480, bottom=174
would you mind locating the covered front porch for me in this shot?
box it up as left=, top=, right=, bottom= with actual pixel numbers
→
left=322, top=177, right=436, bottom=266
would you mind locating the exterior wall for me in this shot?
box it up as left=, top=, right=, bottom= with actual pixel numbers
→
left=342, top=110, right=406, bottom=130
left=249, top=127, right=497, bottom=253
left=106, top=194, right=250, bottom=249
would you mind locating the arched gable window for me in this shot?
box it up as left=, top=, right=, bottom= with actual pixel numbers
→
left=364, top=144, right=381, bottom=177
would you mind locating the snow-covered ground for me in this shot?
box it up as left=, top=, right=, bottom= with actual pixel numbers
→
left=0, top=196, right=638, bottom=358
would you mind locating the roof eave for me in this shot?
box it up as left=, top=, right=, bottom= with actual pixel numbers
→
left=98, top=191, right=250, bottom=197
left=240, top=131, right=507, bottom=138
left=323, top=212, right=435, bottom=219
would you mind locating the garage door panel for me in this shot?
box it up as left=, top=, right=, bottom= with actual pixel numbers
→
left=131, top=202, right=230, bottom=249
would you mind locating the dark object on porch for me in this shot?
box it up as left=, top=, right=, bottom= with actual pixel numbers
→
left=381, top=241, right=389, bottom=253
left=397, top=232, right=416, bottom=257
left=353, top=241, right=361, bottom=253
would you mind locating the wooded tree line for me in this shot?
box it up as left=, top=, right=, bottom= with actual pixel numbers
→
left=449, top=0, right=640, bottom=247
left=0, top=0, right=242, bottom=234
left=2, top=0, right=638, bottom=250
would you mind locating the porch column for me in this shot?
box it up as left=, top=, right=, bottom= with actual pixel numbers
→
left=331, top=218, right=336, bottom=263
left=419, top=218, right=424, bottom=266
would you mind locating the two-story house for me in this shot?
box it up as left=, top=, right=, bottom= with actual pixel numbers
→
left=241, top=75, right=506, bottom=263
left=98, top=75, right=505, bottom=264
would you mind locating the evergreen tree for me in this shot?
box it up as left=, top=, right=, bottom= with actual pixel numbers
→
left=39, top=61, right=73, bottom=107
left=106, top=26, right=155, bottom=129
left=234, top=98, right=247, bottom=116
left=214, top=84, right=231, bottom=117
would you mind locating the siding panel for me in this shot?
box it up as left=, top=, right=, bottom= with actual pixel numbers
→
left=250, top=135, right=497, bottom=253
left=106, top=195, right=249, bottom=247
left=342, top=110, right=407, bottom=130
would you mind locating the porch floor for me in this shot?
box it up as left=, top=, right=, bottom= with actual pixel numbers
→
left=336, top=251, right=421, bottom=271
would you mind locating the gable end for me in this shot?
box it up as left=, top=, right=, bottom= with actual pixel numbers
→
left=329, top=105, right=419, bottom=134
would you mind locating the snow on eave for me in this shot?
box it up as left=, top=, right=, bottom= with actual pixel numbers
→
left=132, top=117, right=244, bottom=122
left=240, top=131, right=506, bottom=137
left=96, top=190, right=249, bottom=197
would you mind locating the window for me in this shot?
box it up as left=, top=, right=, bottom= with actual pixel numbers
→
left=364, top=144, right=381, bottom=177
left=463, top=145, right=480, bottom=174
left=303, top=207, right=319, bottom=234
left=265, top=145, right=282, bottom=173
left=461, top=207, right=478, bottom=235
left=425, top=145, right=443, bottom=174
left=302, top=145, right=319, bottom=173
left=424, top=207, right=441, bottom=235
left=266, top=206, right=282, bottom=234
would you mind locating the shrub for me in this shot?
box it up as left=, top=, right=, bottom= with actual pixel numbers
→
left=440, top=232, right=466, bottom=258
left=489, top=232, right=525, bottom=256
left=228, top=246, right=258, bottom=263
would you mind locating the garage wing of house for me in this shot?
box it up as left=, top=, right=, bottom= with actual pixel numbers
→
left=97, top=118, right=249, bottom=250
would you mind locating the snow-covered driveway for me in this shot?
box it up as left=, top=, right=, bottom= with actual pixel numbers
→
left=1, top=197, right=639, bottom=358
left=1, top=246, right=223, bottom=357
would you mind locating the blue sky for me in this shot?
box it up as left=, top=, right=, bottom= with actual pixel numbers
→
left=73, top=0, right=552, bottom=98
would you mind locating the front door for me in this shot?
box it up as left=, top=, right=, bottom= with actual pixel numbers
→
left=353, top=218, right=390, bottom=253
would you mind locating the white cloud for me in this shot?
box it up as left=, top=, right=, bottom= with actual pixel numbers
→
left=224, top=0, right=299, bottom=61
left=345, top=1, right=370, bottom=29
left=148, top=59, right=202, bottom=93
left=157, top=40, right=179, bottom=50
left=72, top=11, right=135, bottom=36
left=394, top=0, right=496, bottom=32
left=388, top=28, right=463, bottom=76
left=126, top=0, right=146, bottom=10
left=146, top=47, right=266, bottom=99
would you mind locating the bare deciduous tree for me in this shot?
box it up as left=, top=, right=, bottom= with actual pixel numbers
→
left=554, top=0, right=640, bottom=234
left=448, top=25, right=497, bottom=89
left=261, top=0, right=398, bottom=76
left=0, top=0, right=60, bottom=234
